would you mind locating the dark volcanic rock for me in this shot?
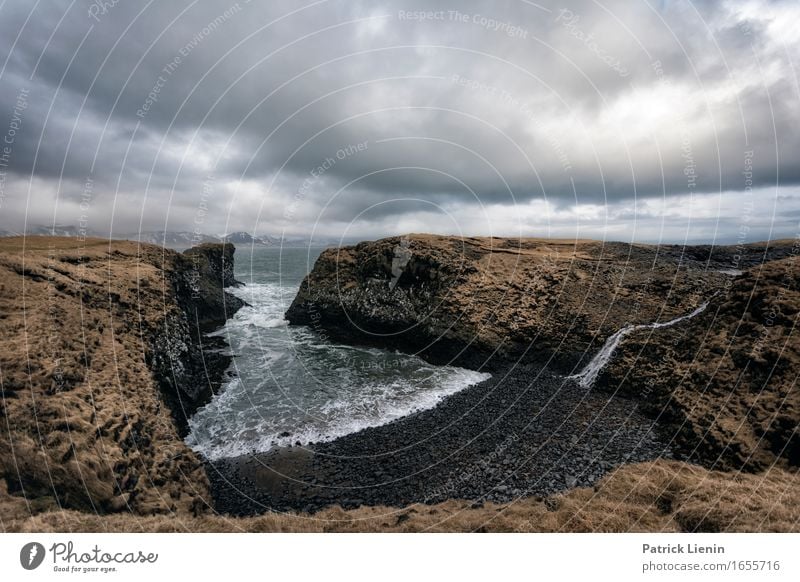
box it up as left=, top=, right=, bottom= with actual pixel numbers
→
left=179, top=242, right=245, bottom=328
left=152, top=243, right=246, bottom=434
left=209, top=365, right=673, bottom=516
left=285, top=234, right=733, bottom=372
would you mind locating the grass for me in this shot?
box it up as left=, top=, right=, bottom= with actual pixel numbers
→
left=4, top=460, right=798, bottom=532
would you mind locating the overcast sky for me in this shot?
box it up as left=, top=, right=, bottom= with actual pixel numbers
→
left=0, top=0, right=798, bottom=243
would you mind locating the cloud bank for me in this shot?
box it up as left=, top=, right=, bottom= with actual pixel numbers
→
left=0, top=0, right=798, bottom=243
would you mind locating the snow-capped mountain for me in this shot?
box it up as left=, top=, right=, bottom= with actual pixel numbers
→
left=129, top=231, right=222, bottom=247
left=222, top=232, right=276, bottom=246
left=0, top=225, right=346, bottom=248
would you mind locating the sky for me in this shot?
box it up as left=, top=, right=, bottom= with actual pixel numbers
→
left=0, top=0, right=798, bottom=244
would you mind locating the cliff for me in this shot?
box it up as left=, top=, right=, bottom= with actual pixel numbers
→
left=0, top=237, right=243, bottom=517
left=285, top=234, right=752, bottom=371
left=155, top=242, right=245, bottom=431
left=598, top=254, right=800, bottom=471
left=2, top=234, right=797, bottom=532
left=286, top=234, right=798, bottom=474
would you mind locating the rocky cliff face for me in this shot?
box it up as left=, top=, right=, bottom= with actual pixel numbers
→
left=154, top=242, right=245, bottom=432
left=286, top=234, right=734, bottom=371
left=0, top=237, right=243, bottom=517
left=180, top=242, right=243, bottom=326
left=286, top=234, right=799, bottom=476
left=598, top=254, right=800, bottom=471
left=1, top=235, right=797, bottom=533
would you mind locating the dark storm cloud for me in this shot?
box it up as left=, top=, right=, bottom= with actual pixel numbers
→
left=0, top=0, right=797, bottom=240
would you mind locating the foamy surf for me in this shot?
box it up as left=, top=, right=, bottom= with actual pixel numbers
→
left=186, top=366, right=490, bottom=460
left=185, top=249, right=491, bottom=461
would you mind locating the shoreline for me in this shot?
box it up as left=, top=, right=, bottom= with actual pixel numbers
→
left=202, top=235, right=799, bottom=518
left=0, top=235, right=797, bottom=532
left=207, top=363, right=672, bottom=515
left=2, top=235, right=796, bottom=531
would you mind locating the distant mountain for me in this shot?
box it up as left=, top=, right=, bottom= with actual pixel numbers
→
left=222, top=231, right=276, bottom=246
left=129, top=231, right=222, bottom=247
left=0, top=226, right=348, bottom=249
left=0, top=226, right=221, bottom=246
left=222, top=232, right=358, bottom=248
left=5, top=224, right=94, bottom=237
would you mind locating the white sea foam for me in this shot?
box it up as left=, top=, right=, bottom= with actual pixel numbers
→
left=187, top=366, right=490, bottom=460
left=240, top=312, right=289, bottom=329
left=187, top=278, right=491, bottom=460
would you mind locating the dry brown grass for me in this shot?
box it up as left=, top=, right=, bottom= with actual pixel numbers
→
left=602, top=256, right=800, bottom=472
left=4, top=460, right=798, bottom=532
left=0, top=237, right=210, bottom=518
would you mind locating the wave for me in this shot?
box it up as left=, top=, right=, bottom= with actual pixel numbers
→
left=238, top=312, right=289, bottom=329
left=186, top=364, right=491, bottom=461
left=187, top=279, right=492, bottom=460
left=212, top=282, right=293, bottom=332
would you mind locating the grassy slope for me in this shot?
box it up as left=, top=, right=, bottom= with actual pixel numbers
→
left=0, top=237, right=210, bottom=520
left=4, top=460, right=798, bottom=532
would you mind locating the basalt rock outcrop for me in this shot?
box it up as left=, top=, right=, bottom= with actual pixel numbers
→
left=286, top=234, right=799, bottom=477
left=597, top=252, right=800, bottom=472
left=0, top=237, right=243, bottom=518
left=180, top=242, right=243, bottom=327
left=155, top=242, right=245, bottom=431
left=286, top=234, right=745, bottom=372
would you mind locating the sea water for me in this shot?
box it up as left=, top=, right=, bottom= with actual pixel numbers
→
left=186, top=246, right=490, bottom=460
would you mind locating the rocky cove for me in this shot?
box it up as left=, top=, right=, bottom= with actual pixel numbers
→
left=209, top=364, right=675, bottom=515
left=1, top=234, right=798, bottom=532
left=209, top=235, right=799, bottom=517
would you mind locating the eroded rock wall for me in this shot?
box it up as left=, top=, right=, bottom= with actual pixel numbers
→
left=0, top=237, right=243, bottom=517
left=598, top=255, right=800, bottom=471
left=286, top=234, right=729, bottom=371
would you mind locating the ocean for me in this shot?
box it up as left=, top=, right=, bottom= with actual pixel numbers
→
left=185, top=246, right=491, bottom=460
